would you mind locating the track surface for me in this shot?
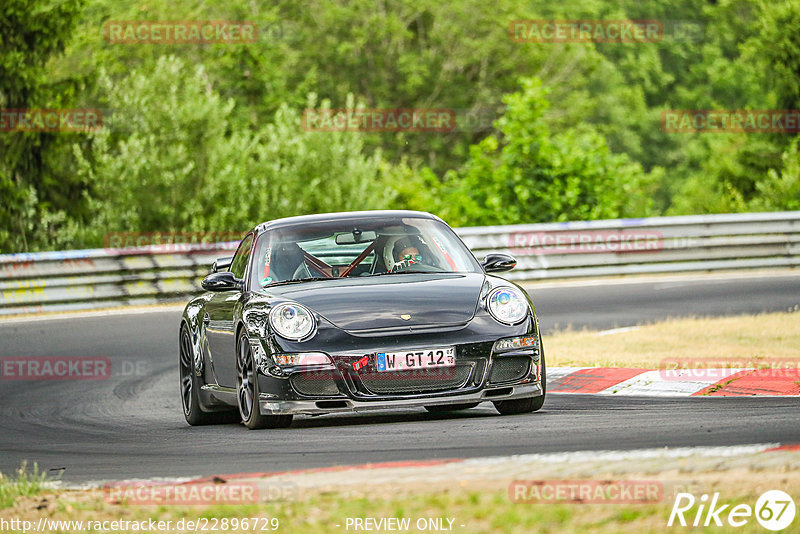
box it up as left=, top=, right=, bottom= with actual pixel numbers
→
left=0, top=272, right=798, bottom=483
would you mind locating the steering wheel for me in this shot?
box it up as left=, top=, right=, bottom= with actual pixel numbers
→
left=391, top=260, right=440, bottom=273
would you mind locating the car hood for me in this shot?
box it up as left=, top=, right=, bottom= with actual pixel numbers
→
left=270, top=272, right=486, bottom=332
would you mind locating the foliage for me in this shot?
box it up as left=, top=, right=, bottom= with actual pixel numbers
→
left=72, top=57, right=400, bottom=244
left=0, top=462, right=49, bottom=510
left=0, top=0, right=86, bottom=252
left=750, top=138, right=800, bottom=211
left=433, top=78, right=657, bottom=226
left=2, top=0, right=800, bottom=252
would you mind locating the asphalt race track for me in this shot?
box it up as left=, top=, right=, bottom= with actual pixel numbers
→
left=526, top=271, right=800, bottom=332
left=1, top=272, right=798, bottom=483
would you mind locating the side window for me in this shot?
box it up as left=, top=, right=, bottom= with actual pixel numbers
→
left=230, top=233, right=254, bottom=280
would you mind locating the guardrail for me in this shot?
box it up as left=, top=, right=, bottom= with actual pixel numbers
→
left=0, top=245, right=237, bottom=316
left=458, top=210, right=800, bottom=281
left=1, top=211, right=798, bottom=315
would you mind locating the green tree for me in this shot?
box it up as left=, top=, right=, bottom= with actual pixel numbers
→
left=73, top=56, right=402, bottom=244
left=743, top=0, right=800, bottom=111
left=667, top=0, right=800, bottom=214
left=5, top=0, right=800, bottom=253
left=434, top=78, right=657, bottom=226
left=0, top=0, right=85, bottom=252
left=750, top=137, right=800, bottom=211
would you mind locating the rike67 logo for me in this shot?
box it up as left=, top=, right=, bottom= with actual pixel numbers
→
left=669, top=490, right=796, bottom=531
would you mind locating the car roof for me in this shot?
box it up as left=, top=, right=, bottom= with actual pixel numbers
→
left=253, top=210, right=443, bottom=234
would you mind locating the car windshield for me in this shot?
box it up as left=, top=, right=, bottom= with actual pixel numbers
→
left=251, top=216, right=481, bottom=287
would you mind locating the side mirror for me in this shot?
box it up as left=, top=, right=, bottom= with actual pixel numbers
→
left=201, top=271, right=242, bottom=292
left=481, top=253, right=517, bottom=273
left=211, top=256, right=233, bottom=273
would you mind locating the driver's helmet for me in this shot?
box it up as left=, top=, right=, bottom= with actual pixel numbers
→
left=392, top=236, right=426, bottom=265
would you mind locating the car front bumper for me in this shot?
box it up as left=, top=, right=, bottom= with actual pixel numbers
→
left=251, top=313, right=543, bottom=416
left=259, top=381, right=543, bottom=415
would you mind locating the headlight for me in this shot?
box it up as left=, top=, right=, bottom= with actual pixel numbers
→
left=269, top=303, right=316, bottom=341
left=487, top=287, right=529, bottom=325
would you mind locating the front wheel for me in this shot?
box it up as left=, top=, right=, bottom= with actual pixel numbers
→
left=236, top=332, right=293, bottom=430
left=493, top=350, right=546, bottom=415
left=180, top=325, right=237, bottom=425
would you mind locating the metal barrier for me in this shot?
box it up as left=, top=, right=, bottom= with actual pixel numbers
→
left=458, top=211, right=800, bottom=281
left=1, top=211, right=798, bottom=315
left=0, top=245, right=237, bottom=315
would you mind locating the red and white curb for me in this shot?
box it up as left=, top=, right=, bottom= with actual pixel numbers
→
left=549, top=367, right=800, bottom=396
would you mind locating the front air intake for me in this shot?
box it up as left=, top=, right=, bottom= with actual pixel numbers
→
left=488, top=356, right=531, bottom=385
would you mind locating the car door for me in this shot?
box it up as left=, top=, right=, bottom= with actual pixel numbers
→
left=205, top=233, right=253, bottom=388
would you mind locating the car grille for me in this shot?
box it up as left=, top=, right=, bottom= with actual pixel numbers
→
left=359, top=365, right=473, bottom=394
left=290, top=373, right=340, bottom=396
left=489, top=356, right=531, bottom=384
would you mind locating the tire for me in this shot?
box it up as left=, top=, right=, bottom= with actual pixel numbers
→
left=493, top=348, right=546, bottom=415
left=424, top=403, right=480, bottom=413
left=180, top=325, right=238, bottom=425
left=236, top=332, right=293, bottom=430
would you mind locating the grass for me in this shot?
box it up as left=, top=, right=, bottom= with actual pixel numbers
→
left=4, top=479, right=799, bottom=533
left=0, top=462, right=49, bottom=510
left=545, top=311, right=800, bottom=368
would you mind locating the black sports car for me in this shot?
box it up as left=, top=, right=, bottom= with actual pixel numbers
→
left=179, top=210, right=545, bottom=429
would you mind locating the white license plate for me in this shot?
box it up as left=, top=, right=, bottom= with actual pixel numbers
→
left=375, top=347, right=455, bottom=372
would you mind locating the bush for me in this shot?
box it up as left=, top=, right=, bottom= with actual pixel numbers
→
left=73, top=57, right=404, bottom=243
left=435, top=78, right=657, bottom=226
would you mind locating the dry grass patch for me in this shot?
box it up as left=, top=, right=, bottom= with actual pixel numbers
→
left=545, top=311, right=800, bottom=368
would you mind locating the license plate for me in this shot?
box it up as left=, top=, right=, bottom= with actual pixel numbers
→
left=375, top=347, right=456, bottom=372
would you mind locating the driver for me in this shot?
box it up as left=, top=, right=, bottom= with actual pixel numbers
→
left=391, top=237, right=427, bottom=271
left=397, top=245, right=421, bottom=263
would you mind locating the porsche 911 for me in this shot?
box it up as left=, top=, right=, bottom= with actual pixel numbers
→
left=179, top=210, right=545, bottom=429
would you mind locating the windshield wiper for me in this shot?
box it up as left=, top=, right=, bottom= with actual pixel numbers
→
left=363, top=269, right=447, bottom=277
left=265, top=277, right=337, bottom=287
